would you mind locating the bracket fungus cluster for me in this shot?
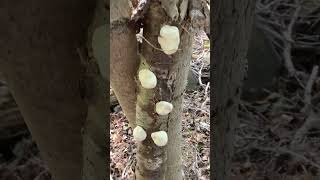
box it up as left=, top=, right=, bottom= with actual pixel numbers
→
left=158, top=25, right=180, bottom=55
left=134, top=24, right=180, bottom=147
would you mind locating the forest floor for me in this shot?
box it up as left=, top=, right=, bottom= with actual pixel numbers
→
left=232, top=0, right=320, bottom=179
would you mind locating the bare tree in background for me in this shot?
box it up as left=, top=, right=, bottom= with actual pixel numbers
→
left=212, top=0, right=256, bottom=179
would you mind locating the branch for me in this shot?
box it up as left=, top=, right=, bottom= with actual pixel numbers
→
left=302, top=65, right=319, bottom=113
left=282, top=0, right=301, bottom=76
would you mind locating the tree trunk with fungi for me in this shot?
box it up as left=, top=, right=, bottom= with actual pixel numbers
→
left=110, top=0, right=207, bottom=179
left=212, top=0, right=256, bottom=179
left=134, top=0, right=202, bottom=179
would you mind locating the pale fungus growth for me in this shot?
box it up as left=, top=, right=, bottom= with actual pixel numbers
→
left=157, top=25, right=180, bottom=55
left=156, top=101, right=173, bottom=115
left=138, top=69, right=157, bottom=89
left=133, top=126, right=147, bottom=142
left=151, top=131, right=168, bottom=147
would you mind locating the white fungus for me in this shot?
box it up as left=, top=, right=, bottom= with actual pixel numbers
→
left=133, top=125, right=147, bottom=142
left=151, top=131, right=168, bottom=147
left=157, top=25, right=180, bottom=55
left=138, top=69, right=157, bottom=89
left=156, top=101, right=173, bottom=116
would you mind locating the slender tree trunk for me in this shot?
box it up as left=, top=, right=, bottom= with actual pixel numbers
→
left=110, top=0, right=206, bottom=179
left=110, top=0, right=139, bottom=128
left=134, top=0, right=198, bottom=179
left=82, top=1, right=108, bottom=179
left=0, top=1, right=107, bottom=180
left=212, top=0, right=256, bottom=179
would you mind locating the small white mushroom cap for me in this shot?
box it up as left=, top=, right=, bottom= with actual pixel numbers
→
left=157, top=25, right=180, bottom=55
left=138, top=69, right=157, bottom=89
left=156, top=101, right=173, bottom=115
left=151, top=131, right=168, bottom=146
left=133, top=126, right=147, bottom=142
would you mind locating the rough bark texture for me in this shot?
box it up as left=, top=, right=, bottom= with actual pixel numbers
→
left=110, top=0, right=139, bottom=127
left=212, top=0, right=256, bottom=179
left=0, top=1, right=96, bottom=180
left=110, top=0, right=132, bottom=23
left=82, top=69, right=107, bottom=180
left=135, top=0, right=194, bottom=179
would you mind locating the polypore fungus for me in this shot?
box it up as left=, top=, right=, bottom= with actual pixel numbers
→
left=157, top=25, right=180, bottom=55
left=138, top=69, right=157, bottom=89
left=133, top=126, right=147, bottom=142
left=156, top=101, right=173, bottom=115
left=151, top=131, right=168, bottom=146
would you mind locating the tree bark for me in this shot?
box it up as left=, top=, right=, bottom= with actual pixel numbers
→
left=0, top=1, right=102, bottom=180
left=212, top=0, right=256, bottom=179
left=134, top=0, right=195, bottom=179
left=110, top=0, right=139, bottom=128
left=82, top=1, right=108, bottom=179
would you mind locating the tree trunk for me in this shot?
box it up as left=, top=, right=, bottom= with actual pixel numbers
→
left=212, top=0, right=256, bottom=180
left=134, top=0, right=197, bottom=179
left=110, top=0, right=139, bottom=128
left=82, top=1, right=108, bottom=180
left=0, top=1, right=107, bottom=180
left=109, top=0, right=206, bottom=179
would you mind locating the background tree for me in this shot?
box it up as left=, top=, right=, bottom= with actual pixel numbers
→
left=111, top=0, right=208, bottom=179
left=0, top=1, right=107, bottom=180
left=212, top=0, right=256, bottom=179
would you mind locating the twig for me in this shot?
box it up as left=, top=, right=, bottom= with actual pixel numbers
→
left=136, top=34, right=164, bottom=52
left=121, top=153, right=135, bottom=179
left=282, top=0, right=301, bottom=76
left=136, top=34, right=182, bottom=52
left=198, top=62, right=204, bottom=86
left=201, top=82, right=210, bottom=110
left=302, top=65, right=319, bottom=113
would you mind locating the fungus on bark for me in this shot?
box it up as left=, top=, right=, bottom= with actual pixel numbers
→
left=138, top=69, right=157, bottom=89
left=133, top=125, right=147, bottom=142
left=151, top=131, right=168, bottom=146
left=156, top=101, right=173, bottom=115
left=157, top=25, right=180, bottom=55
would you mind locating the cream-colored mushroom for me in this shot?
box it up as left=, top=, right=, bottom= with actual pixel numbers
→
left=133, top=125, right=147, bottom=142
left=138, top=69, right=157, bottom=89
left=156, top=101, right=173, bottom=115
left=151, top=131, right=168, bottom=146
left=157, top=25, right=180, bottom=55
